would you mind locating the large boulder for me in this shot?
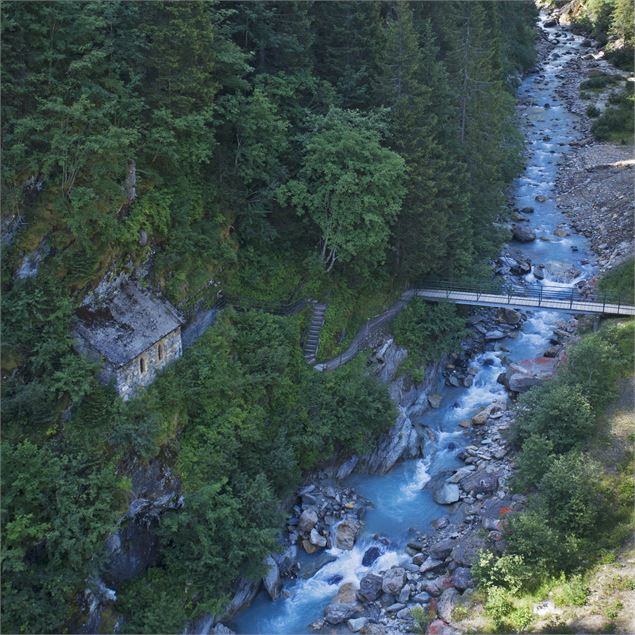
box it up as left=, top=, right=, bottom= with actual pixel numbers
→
left=310, top=528, right=327, bottom=548
left=298, top=508, right=318, bottom=535
left=451, top=534, right=488, bottom=567
left=335, top=521, right=359, bottom=550
left=498, top=308, right=522, bottom=325
left=433, top=482, right=460, bottom=505
left=429, top=538, right=455, bottom=560
left=358, top=573, right=383, bottom=602
left=512, top=224, right=536, bottom=242
left=382, top=567, right=407, bottom=595
left=506, top=357, right=557, bottom=393
left=461, top=469, right=500, bottom=496
left=262, top=556, right=281, bottom=600
left=452, top=567, right=474, bottom=591
left=437, top=588, right=459, bottom=623
left=484, top=329, right=506, bottom=341
left=324, top=583, right=360, bottom=625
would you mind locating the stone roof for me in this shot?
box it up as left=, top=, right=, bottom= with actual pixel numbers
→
left=75, top=282, right=183, bottom=367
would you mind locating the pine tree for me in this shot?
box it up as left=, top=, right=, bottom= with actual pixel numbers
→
left=379, top=2, right=470, bottom=281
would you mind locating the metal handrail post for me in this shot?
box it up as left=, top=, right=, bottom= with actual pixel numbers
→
left=569, top=288, right=574, bottom=309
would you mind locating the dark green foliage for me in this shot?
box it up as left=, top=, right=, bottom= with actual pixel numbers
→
left=0, top=1, right=538, bottom=631
left=501, top=322, right=635, bottom=595
left=598, top=258, right=634, bottom=306
left=586, top=104, right=601, bottom=117
left=591, top=84, right=634, bottom=143
left=392, top=299, right=467, bottom=368
left=511, top=435, right=555, bottom=491
left=1, top=441, right=127, bottom=634
left=513, top=382, right=594, bottom=453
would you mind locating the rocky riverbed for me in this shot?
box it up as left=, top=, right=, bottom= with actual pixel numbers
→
left=228, top=10, right=607, bottom=635
left=541, top=3, right=634, bottom=272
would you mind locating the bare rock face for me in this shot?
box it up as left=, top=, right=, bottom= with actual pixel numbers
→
left=262, top=555, right=281, bottom=600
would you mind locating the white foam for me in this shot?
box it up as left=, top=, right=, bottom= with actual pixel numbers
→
left=399, top=457, right=432, bottom=500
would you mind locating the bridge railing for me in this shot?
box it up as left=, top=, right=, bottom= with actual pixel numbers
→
left=417, top=279, right=629, bottom=310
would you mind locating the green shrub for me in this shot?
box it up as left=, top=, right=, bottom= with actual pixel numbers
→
left=513, top=382, right=594, bottom=453
left=591, top=86, right=634, bottom=143
left=586, top=104, right=601, bottom=117
left=598, top=258, right=635, bottom=304
left=512, top=434, right=555, bottom=491
left=552, top=574, right=590, bottom=607
left=560, top=335, right=621, bottom=410
left=473, top=552, right=532, bottom=594
left=580, top=74, right=621, bottom=91
left=539, top=452, right=609, bottom=537
left=485, top=586, right=533, bottom=632
left=392, top=298, right=466, bottom=369
left=411, top=605, right=432, bottom=634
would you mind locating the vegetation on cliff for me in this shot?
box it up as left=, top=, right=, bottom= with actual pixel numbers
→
left=1, top=1, right=537, bottom=631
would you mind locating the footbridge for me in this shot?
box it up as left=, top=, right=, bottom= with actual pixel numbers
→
left=414, top=280, right=635, bottom=317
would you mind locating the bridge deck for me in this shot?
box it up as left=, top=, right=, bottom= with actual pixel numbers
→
left=415, top=289, right=635, bottom=316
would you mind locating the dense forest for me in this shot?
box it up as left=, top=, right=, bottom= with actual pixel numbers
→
left=1, top=2, right=538, bottom=632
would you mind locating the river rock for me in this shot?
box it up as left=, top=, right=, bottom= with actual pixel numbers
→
left=471, top=408, right=490, bottom=425
left=422, top=573, right=453, bottom=597
left=520, top=206, right=534, bottom=213
left=506, top=356, right=557, bottom=392
left=429, top=539, right=455, bottom=559
left=432, top=516, right=450, bottom=530
left=398, top=584, right=411, bottom=603
left=452, top=567, right=474, bottom=591
left=433, top=482, right=460, bottom=505
left=419, top=557, right=445, bottom=574
left=512, top=224, right=536, bottom=242
left=498, top=307, right=522, bottom=325
left=301, top=552, right=337, bottom=579
left=359, top=573, right=383, bottom=601
left=534, top=264, right=545, bottom=279
left=262, top=555, right=281, bottom=600
left=413, top=591, right=431, bottom=603
left=335, top=521, right=359, bottom=550
left=298, top=508, right=318, bottom=534
left=362, top=546, right=382, bottom=566
left=438, top=588, right=459, bottom=622
left=461, top=469, right=500, bottom=495
left=428, top=392, right=443, bottom=409
left=310, top=528, right=327, bottom=548
left=382, top=567, right=406, bottom=595
left=324, top=583, right=360, bottom=625
left=451, top=535, right=487, bottom=567
left=535, top=194, right=547, bottom=203
left=347, top=617, right=368, bottom=632
left=484, top=329, right=506, bottom=340
left=427, top=620, right=459, bottom=635
left=213, top=625, right=235, bottom=635
left=302, top=539, right=320, bottom=554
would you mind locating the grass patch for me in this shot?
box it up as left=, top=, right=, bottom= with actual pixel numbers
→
left=580, top=73, right=623, bottom=91
left=598, top=258, right=634, bottom=304
left=591, top=85, right=634, bottom=144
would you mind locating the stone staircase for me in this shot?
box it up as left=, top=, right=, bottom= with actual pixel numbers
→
left=303, top=302, right=327, bottom=363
